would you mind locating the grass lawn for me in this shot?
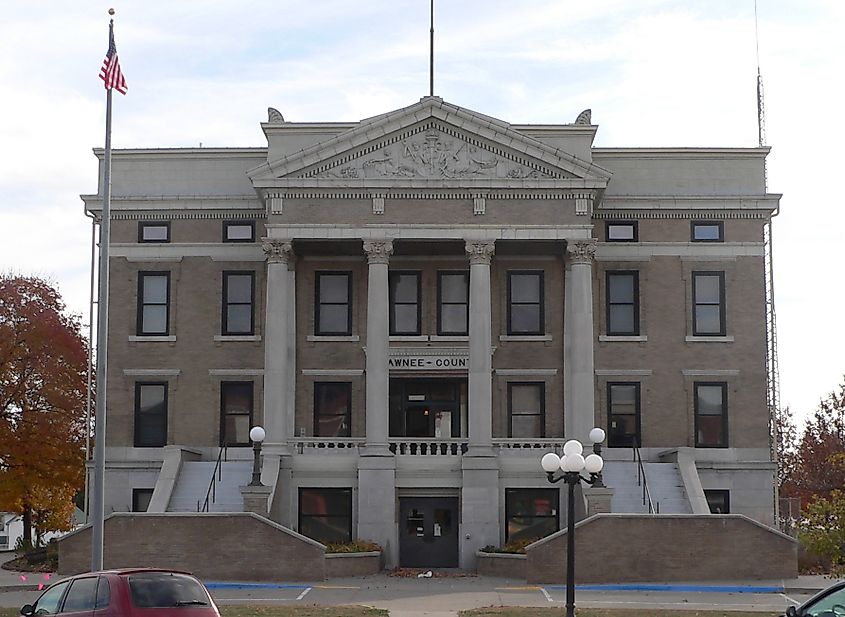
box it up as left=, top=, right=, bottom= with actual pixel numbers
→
left=0, top=607, right=784, bottom=617
left=461, top=610, right=782, bottom=617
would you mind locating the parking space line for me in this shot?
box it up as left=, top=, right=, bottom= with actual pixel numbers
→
left=296, top=588, right=311, bottom=601
left=543, top=583, right=784, bottom=593
left=540, top=587, right=553, bottom=603
left=782, top=593, right=801, bottom=605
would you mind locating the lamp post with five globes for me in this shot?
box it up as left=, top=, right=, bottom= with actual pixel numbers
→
left=540, top=427, right=606, bottom=617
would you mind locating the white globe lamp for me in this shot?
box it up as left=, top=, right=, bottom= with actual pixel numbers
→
left=584, top=453, right=604, bottom=474
left=563, top=439, right=583, bottom=456
left=541, top=452, right=561, bottom=473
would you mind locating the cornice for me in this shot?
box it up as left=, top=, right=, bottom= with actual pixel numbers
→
left=91, top=147, right=267, bottom=160
left=592, top=147, right=771, bottom=158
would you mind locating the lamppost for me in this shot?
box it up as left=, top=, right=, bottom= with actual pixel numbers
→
left=248, top=426, right=265, bottom=486
left=540, top=428, right=605, bottom=617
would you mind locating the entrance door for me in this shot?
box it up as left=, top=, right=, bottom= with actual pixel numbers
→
left=389, top=379, right=464, bottom=437
left=399, top=497, right=459, bottom=568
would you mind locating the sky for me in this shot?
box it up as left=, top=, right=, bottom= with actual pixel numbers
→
left=0, top=0, right=842, bottom=426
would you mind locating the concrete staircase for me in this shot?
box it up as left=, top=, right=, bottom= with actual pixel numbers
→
left=601, top=460, right=691, bottom=514
left=167, top=461, right=252, bottom=512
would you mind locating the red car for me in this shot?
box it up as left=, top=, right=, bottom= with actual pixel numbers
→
left=20, top=568, right=221, bottom=616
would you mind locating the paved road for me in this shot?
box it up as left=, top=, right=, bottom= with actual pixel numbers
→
left=0, top=573, right=820, bottom=614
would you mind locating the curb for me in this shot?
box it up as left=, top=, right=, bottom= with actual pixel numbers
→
left=544, top=583, right=786, bottom=593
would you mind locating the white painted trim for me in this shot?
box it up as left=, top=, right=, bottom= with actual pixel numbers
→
left=494, top=368, right=559, bottom=376
left=595, top=369, right=653, bottom=376
left=208, top=368, right=265, bottom=376
left=111, top=243, right=265, bottom=261
left=428, top=335, right=469, bottom=342
left=213, top=335, right=262, bottom=342
left=306, top=335, right=361, bottom=342
left=265, top=224, right=594, bottom=241
left=685, top=335, right=735, bottom=343
left=389, top=335, right=429, bottom=342
left=680, top=255, right=737, bottom=262
left=301, top=369, right=365, bottom=376
left=122, top=368, right=181, bottom=376
left=681, top=369, right=740, bottom=376
left=598, top=335, right=648, bottom=342
left=597, top=243, right=763, bottom=259
left=594, top=255, right=652, bottom=263
left=128, top=335, right=177, bottom=342
left=126, top=256, right=184, bottom=263
left=498, top=335, right=553, bottom=342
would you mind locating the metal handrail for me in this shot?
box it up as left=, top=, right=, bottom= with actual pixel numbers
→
left=632, top=439, right=657, bottom=514
left=198, top=445, right=227, bottom=513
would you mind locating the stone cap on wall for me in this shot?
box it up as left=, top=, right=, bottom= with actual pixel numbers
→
left=58, top=512, right=326, bottom=550
left=525, top=513, right=797, bottom=551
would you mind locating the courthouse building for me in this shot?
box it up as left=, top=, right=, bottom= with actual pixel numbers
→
left=82, top=97, right=780, bottom=569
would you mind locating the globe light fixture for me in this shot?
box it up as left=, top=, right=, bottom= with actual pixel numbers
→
left=249, top=425, right=266, bottom=486
left=539, top=428, right=606, bottom=617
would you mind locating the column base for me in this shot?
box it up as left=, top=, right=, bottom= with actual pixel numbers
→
left=460, top=454, right=500, bottom=570
left=240, top=484, right=272, bottom=517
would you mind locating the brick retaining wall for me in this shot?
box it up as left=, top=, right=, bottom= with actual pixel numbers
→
left=58, top=513, right=325, bottom=581
left=526, top=514, right=797, bottom=584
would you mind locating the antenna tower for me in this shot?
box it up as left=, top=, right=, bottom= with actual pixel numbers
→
left=756, top=0, right=782, bottom=523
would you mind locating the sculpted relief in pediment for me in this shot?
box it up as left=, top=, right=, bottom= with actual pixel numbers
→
left=304, top=127, right=563, bottom=180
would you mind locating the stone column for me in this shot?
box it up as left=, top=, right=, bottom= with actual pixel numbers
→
left=466, top=240, right=495, bottom=452
left=461, top=240, right=499, bottom=570
left=359, top=240, right=397, bottom=567
left=363, top=240, right=393, bottom=453
left=565, top=239, right=597, bottom=442
left=261, top=239, right=294, bottom=451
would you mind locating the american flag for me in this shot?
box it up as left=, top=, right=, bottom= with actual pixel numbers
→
left=99, top=20, right=127, bottom=94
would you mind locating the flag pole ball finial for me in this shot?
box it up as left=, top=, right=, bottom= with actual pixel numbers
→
left=108, top=8, right=115, bottom=15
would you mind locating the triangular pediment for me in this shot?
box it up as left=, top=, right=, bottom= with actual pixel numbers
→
left=303, top=120, right=567, bottom=181
left=248, top=98, right=611, bottom=187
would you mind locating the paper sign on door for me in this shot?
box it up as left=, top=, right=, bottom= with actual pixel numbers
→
left=433, top=522, right=442, bottom=537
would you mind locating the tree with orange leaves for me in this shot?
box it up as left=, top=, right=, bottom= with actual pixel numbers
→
left=780, top=379, right=845, bottom=511
left=0, top=275, right=88, bottom=546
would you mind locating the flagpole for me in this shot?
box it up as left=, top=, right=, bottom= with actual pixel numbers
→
left=90, top=17, right=115, bottom=572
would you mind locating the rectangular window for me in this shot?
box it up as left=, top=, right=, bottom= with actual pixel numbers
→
left=138, top=222, right=170, bottom=243
left=695, top=382, right=728, bottom=447
left=606, top=221, right=638, bottom=242
left=691, top=221, right=724, bottom=242
left=437, top=271, right=469, bottom=335
left=389, top=272, right=421, bottom=335
left=222, top=271, right=255, bottom=335
left=608, top=382, right=641, bottom=447
left=223, top=220, right=255, bottom=243
left=508, top=271, right=544, bottom=335
left=315, top=272, right=352, bottom=336
left=704, top=489, right=731, bottom=514
left=136, top=272, right=170, bottom=336
left=132, top=488, right=154, bottom=512
left=606, top=271, right=639, bottom=336
left=315, top=382, right=351, bottom=437
left=299, top=488, right=352, bottom=544
left=134, top=383, right=167, bottom=447
left=508, top=383, right=545, bottom=438
left=505, top=488, right=559, bottom=543
left=220, top=382, right=253, bottom=446
left=692, top=272, right=726, bottom=336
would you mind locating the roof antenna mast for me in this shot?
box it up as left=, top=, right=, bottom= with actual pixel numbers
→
left=429, top=0, right=434, bottom=96
left=755, top=0, right=782, bottom=528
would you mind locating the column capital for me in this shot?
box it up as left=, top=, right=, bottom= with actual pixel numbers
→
left=261, top=239, right=294, bottom=264
left=566, top=239, right=597, bottom=265
left=465, top=240, right=495, bottom=265
left=363, top=240, right=394, bottom=265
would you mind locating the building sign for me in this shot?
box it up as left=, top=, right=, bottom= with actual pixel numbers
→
left=388, top=348, right=469, bottom=371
